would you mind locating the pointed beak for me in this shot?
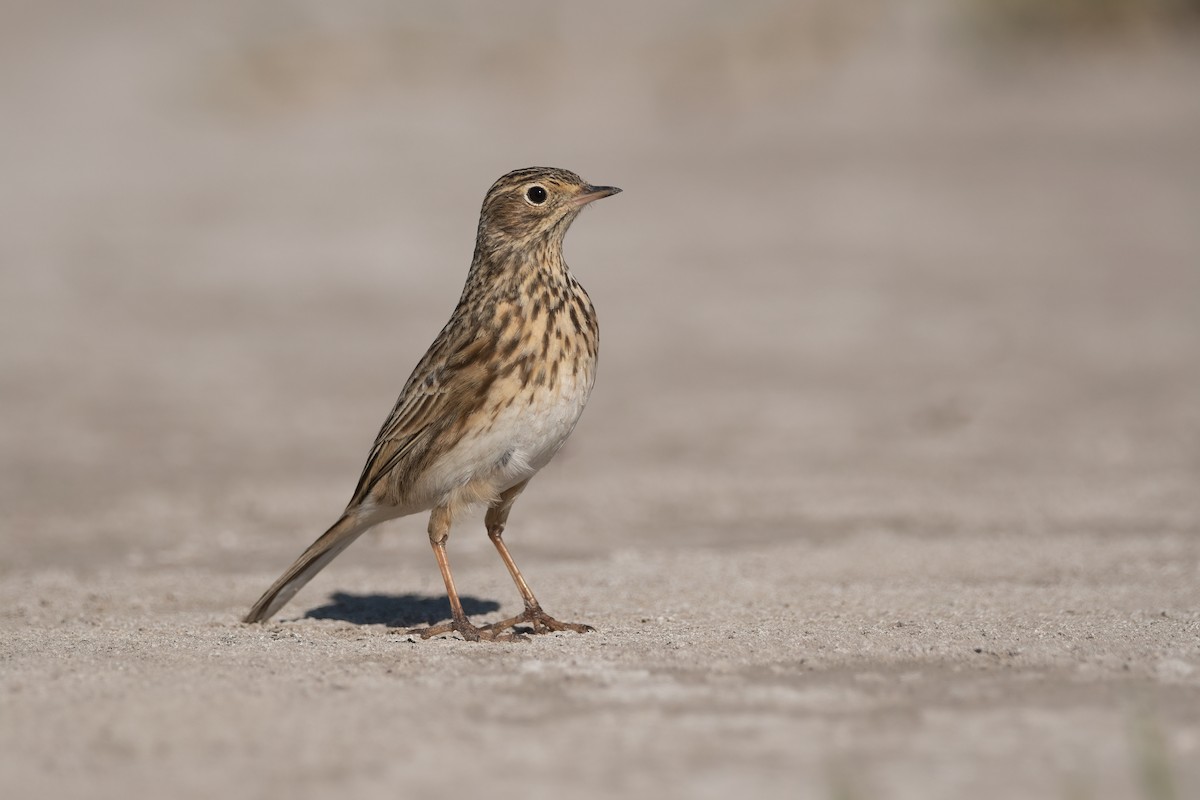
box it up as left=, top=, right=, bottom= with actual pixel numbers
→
left=572, top=184, right=622, bottom=207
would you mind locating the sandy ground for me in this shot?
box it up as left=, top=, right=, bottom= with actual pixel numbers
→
left=2, top=3, right=1199, bottom=799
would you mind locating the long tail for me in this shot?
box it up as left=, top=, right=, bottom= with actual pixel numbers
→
left=244, top=511, right=375, bottom=623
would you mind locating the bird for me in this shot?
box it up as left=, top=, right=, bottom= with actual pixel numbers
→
left=243, top=167, right=621, bottom=641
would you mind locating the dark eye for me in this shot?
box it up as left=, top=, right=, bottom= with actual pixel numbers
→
left=525, top=185, right=548, bottom=205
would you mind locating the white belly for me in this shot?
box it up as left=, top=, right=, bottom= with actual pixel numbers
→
left=416, top=366, right=595, bottom=511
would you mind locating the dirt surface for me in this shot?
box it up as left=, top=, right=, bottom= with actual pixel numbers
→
left=2, top=3, right=1199, bottom=799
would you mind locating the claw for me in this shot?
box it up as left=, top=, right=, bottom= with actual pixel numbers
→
left=482, top=606, right=593, bottom=636
left=404, top=617, right=527, bottom=642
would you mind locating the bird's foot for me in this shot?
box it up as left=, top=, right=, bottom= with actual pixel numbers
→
left=482, top=605, right=594, bottom=636
left=404, top=616, right=525, bottom=643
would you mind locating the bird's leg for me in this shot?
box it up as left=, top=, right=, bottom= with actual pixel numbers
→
left=481, top=484, right=594, bottom=636
left=405, top=506, right=515, bottom=642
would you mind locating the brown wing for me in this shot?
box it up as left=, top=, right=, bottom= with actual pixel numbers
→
left=346, top=317, right=500, bottom=508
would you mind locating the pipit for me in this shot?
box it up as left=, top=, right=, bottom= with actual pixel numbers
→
left=244, top=167, right=621, bottom=641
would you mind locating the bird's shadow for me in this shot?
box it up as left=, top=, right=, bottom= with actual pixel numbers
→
left=303, top=592, right=501, bottom=628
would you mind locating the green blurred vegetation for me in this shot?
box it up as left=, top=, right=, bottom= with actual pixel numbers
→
left=1131, top=705, right=1179, bottom=800
left=962, top=0, right=1200, bottom=43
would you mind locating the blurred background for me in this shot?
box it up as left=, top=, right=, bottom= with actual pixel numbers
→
left=2, top=2, right=1200, bottom=799
left=1, top=0, right=1198, bottom=582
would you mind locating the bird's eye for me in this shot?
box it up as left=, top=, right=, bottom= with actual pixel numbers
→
left=525, top=185, right=548, bottom=205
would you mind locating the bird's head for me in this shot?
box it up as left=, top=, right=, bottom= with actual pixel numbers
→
left=476, top=167, right=621, bottom=250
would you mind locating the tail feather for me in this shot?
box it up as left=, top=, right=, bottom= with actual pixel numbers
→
left=244, top=511, right=374, bottom=623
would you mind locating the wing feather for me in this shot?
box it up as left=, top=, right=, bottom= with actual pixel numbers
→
left=347, top=317, right=498, bottom=507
